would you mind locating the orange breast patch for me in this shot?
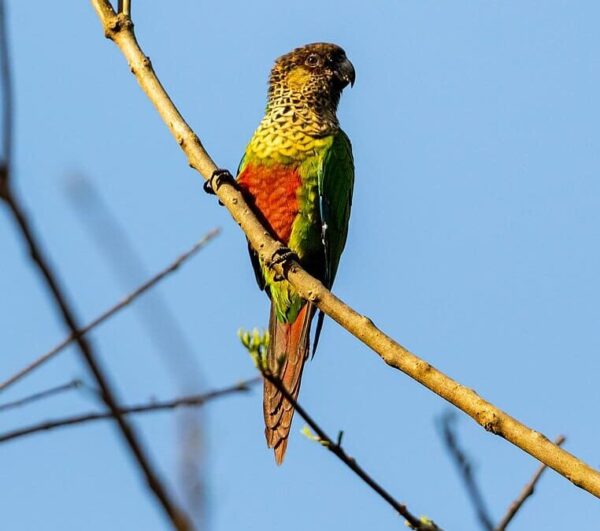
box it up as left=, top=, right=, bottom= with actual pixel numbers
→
left=237, top=164, right=301, bottom=245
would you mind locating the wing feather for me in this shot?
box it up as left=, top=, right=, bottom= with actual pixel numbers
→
left=312, top=130, right=354, bottom=352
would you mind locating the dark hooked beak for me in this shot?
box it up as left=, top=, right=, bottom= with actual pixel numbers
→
left=336, top=57, right=356, bottom=88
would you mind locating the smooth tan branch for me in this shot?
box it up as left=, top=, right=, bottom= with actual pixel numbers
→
left=91, top=0, right=600, bottom=499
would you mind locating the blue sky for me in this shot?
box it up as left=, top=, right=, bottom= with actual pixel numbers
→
left=1, top=1, right=600, bottom=529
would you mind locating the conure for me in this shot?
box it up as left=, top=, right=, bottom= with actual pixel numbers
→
left=237, top=43, right=355, bottom=464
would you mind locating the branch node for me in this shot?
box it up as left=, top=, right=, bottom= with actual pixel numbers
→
left=104, top=14, right=120, bottom=40
left=416, top=360, right=433, bottom=375
left=361, top=314, right=374, bottom=327
left=478, top=410, right=502, bottom=434
left=104, top=13, right=133, bottom=41
left=306, top=289, right=319, bottom=303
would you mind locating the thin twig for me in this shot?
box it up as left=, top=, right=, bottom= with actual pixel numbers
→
left=118, top=0, right=131, bottom=17
left=0, top=378, right=259, bottom=445
left=0, top=0, right=11, bottom=196
left=260, top=369, right=441, bottom=530
left=439, top=412, right=494, bottom=530
left=495, top=435, right=566, bottom=531
left=66, top=174, right=209, bottom=529
left=90, top=0, right=600, bottom=499
left=0, top=379, right=83, bottom=413
left=1, top=111, right=193, bottom=531
left=0, top=229, right=219, bottom=394
left=66, top=175, right=206, bottom=390
left=0, top=4, right=191, bottom=528
left=440, top=414, right=566, bottom=531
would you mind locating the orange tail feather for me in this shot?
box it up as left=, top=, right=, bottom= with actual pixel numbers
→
left=263, top=303, right=314, bottom=464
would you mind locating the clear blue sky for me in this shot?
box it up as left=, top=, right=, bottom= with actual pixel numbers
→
left=1, top=1, right=599, bottom=529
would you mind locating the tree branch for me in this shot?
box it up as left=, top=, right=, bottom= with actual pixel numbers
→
left=66, top=174, right=211, bottom=529
left=260, top=369, right=440, bottom=530
left=495, top=435, right=566, bottom=531
left=0, top=379, right=83, bottom=413
left=0, top=229, right=219, bottom=394
left=90, top=0, right=600, bottom=499
left=0, top=0, right=11, bottom=197
left=0, top=378, right=259, bottom=445
left=118, top=0, right=131, bottom=17
left=439, top=412, right=494, bottom=530
left=1, top=3, right=192, bottom=528
left=240, top=330, right=439, bottom=528
left=1, top=93, right=193, bottom=531
left=441, top=415, right=565, bottom=530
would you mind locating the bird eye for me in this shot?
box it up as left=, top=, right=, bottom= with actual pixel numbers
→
left=305, top=54, right=320, bottom=67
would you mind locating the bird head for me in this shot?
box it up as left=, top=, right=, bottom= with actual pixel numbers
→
left=268, top=43, right=355, bottom=114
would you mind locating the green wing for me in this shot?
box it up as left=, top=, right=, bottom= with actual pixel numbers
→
left=310, top=129, right=353, bottom=354
left=318, top=129, right=354, bottom=289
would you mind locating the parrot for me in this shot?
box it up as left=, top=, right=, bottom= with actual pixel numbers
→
left=236, top=42, right=355, bottom=464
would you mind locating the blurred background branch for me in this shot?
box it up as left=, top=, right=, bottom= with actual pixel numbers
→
left=0, top=228, right=219, bottom=394
left=495, top=435, right=566, bottom=531
left=439, top=412, right=494, bottom=530
left=440, top=411, right=566, bottom=530
left=0, top=377, right=259, bottom=445
left=0, top=379, right=83, bottom=413
left=0, top=2, right=192, bottom=528
left=65, top=174, right=217, bottom=529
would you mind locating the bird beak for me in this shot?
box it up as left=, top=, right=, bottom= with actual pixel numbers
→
left=337, top=57, right=356, bottom=88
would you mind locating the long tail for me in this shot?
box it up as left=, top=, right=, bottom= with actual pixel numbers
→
left=263, top=302, right=314, bottom=464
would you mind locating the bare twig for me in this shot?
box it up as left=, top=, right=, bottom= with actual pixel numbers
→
left=0, top=229, right=219, bottom=394
left=66, top=175, right=206, bottom=389
left=90, top=0, right=600, bottom=499
left=66, top=174, right=209, bottom=529
left=0, top=378, right=259, bottom=445
left=440, top=414, right=565, bottom=531
left=1, top=90, right=193, bottom=531
left=0, top=0, right=10, bottom=198
left=118, top=0, right=131, bottom=17
left=0, top=379, right=83, bottom=413
left=495, top=435, right=566, bottom=531
left=0, top=4, right=191, bottom=529
left=439, top=412, right=494, bottom=530
left=259, top=369, right=440, bottom=530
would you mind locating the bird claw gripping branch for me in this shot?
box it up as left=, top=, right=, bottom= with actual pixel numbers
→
left=269, top=247, right=299, bottom=281
left=203, top=168, right=234, bottom=197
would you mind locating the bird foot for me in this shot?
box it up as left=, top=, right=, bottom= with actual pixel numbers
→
left=269, top=247, right=298, bottom=281
left=203, top=168, right=234, bottom=197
